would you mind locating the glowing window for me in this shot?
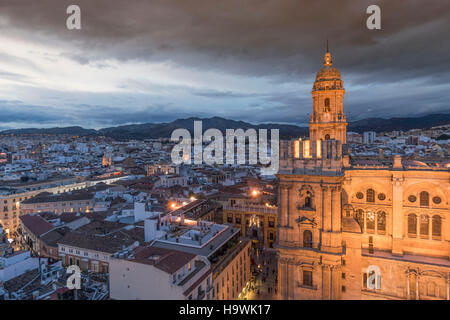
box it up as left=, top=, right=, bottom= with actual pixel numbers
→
left=294, top=140, right=300, bottom=158
left=316, top=140, right=322, bottom=158
left=303, top=140, right=311, bottom=158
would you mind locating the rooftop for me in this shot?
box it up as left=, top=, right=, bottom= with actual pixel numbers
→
left=153, top=220, right=241, bottom=258
left=58, top=221, right=144, bottom=253
left=126, top=245, right=196, bottom=274
left=21, top=191, right=94, bottom=204
left=20, top=214, right=54, bottom=236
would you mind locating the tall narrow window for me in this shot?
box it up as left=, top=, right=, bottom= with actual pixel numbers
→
left=420, top=191, right=429, bottom=207
left=303, top=230, right=313, bottom=248
left=377, top=211, right=386, bottom=233
left=324, top=98, right=330, bottom=112
left=408, top=214, right=417, bottom=236
left=420, top=215, right=429, bottom=238
left=366, top=211, right=375, bottom=232
left=432, top=215, right=441, bottom=238
left=355, top=209, right=364, bottom=230
left=316, top=139, right=322, bottom=158
left=294, top=140, right=300, bottom=158
left=304, top=192, right=312, bottom=208
left=303, top=140, right=311, bottom=158
left=366, top=189, right=375, bottom=203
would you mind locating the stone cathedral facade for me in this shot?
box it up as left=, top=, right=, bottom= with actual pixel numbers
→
left=276, top=48, right=450, bottom=300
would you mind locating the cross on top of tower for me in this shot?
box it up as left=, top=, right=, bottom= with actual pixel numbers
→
left=324, top=40, right=332, bottom=66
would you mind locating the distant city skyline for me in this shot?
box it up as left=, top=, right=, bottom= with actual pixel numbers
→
left=0, top=0, right=449, bottom=130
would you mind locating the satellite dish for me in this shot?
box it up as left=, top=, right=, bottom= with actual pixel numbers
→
left=132, top=241, right=139, bottom=248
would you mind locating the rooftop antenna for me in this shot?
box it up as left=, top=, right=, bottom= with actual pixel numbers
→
left=326, top=39, right=329, bottom=53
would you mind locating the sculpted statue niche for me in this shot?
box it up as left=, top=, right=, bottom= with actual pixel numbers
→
left=298, top=185, right=315, bottom=210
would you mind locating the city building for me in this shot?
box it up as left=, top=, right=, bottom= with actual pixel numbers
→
left=18, top=214, right=55, bottom=255
left=0, top=177, right=86, bottom=237
left=109, top=246, right=211, bottom=300
left=57, top=220, right=144, bottom=273
left=20, top=191, right=94, bottom=215
left=0, top=249, right=42, bottom=282
left=363, top=131, right=377, bottom=144
left=109, top=211, right=251, bottom=300
left=223, top=196, right=278, bottom=249
left=276, top=47, right=450, bottom=300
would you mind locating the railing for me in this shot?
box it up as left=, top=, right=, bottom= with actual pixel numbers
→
left=223, top=205, right=277, bottom=214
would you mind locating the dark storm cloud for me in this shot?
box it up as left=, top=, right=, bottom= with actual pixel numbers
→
left=0, top=0, right=449, bottom=126
left=2, top=0, right=449, bottom=78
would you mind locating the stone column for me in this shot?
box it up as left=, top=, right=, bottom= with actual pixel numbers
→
left=329, top=266, right=333, bottom=300
left=391, top=175, right=404, bottom=256
left=331, top=186, right=342, bottom=232
left=286, top=186, right=292, bottom=227
left=428, top=216, right=432, bottom=239
left=416, top=275, right=419, bottom=300
left=286, top=260, right=291, bottom=300
left=447, top=274, right=449, bottom=300
left=321, top=264, right=331, bottom=300
left=279, top=185, right=288, bottom=227
left=322, top=186, right=332, bottom=232
left=330, top=266, right=341, bottom=300
left=406, top=274, right=410, bottom=300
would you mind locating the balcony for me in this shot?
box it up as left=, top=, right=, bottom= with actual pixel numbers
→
left=223, top=204, right=277, bottom=215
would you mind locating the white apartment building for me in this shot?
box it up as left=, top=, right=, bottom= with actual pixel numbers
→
left=109, top=246, right=211, bottom=300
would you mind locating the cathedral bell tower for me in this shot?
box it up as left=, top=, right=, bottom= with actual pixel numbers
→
left=309, top=43, right=347, bottom=143
left=276, top=43, right=347, bottom=300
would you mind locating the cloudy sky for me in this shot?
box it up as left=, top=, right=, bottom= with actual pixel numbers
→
left=0, top=0, right=449, bottom=129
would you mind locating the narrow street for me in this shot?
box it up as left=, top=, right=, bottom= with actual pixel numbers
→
left=245, top=246, right=278, bottom=300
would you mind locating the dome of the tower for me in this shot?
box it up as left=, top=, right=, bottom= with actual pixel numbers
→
left=312, top=46, right=344, bottom=91
left=315, top=65, right=342, bottom=81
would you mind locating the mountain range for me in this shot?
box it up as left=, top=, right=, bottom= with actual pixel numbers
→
left=1, top=114, right=449, bottom=140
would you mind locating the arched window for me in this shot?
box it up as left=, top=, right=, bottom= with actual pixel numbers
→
left=420, top=215, right=429, bottom=238
left=303, top=230, right=312, bottom=248
left=366, top=211, right=375, bottom=231
left=420, top=191, right=429, bottom=207
left=408, top=214, right=417, bottom=235
left=324, top=134, right=330, bottom=140
left=366, top=189, right=375, bottom=203
left=432, top=215, right=441, bottom=238
left=324, top=98, right=330, bottom=112
left=304, top=191, right=312, bottom=208
left=377, top=211, right=386, bottom=232
left=355, top=209, right=364, bottom=230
